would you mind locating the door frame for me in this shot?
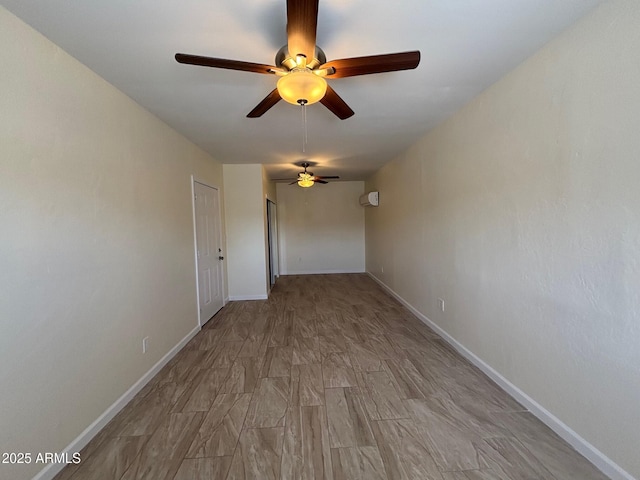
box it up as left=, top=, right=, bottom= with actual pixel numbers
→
left=266, top=198, right=279, bottom=289
left=191, top=175, right=226, bottom=329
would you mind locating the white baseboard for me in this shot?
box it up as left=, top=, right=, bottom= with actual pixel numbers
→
left=367, top=272, right=634, bottom=480
left=280, top=269, right=366, bottom=275
left=33, top=325, right=201, bottom=480
left=228, top=294, right=268, bottom=301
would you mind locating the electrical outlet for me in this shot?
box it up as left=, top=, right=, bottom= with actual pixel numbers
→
left=142, top=336, right=149, bottom=354
left=438, top=298, right=445, bottom=312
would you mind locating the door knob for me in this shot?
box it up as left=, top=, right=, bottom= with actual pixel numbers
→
left=218, top=256, right=224, bottom=260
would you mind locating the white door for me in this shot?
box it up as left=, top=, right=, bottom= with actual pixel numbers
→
left=194, top=181, right=224, bottom=325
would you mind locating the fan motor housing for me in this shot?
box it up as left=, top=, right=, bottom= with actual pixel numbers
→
left=276, top=45, right=326, bottom=70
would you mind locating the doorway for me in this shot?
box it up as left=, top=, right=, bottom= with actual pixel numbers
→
left=193, top=180, right=224, bottom=326
left=266, top=199, right=279, bottom=288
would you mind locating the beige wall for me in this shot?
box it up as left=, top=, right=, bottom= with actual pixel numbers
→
left=223, top=164, right=269, bottom=299
left=365, top=1, right=640, bottom=477
left=262, top=166, right=278, bottom=203
left=277, top=181, right=365, bottom=274
left=0, top=8, right=224, bottom=480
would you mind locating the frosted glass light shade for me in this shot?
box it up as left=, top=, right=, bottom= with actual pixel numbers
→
left=277, top=69, right=327, bottom=105
left=297, top=172, right=314, bottom=187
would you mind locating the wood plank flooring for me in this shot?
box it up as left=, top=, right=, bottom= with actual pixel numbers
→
left=54, top=274, right=608, bottom=480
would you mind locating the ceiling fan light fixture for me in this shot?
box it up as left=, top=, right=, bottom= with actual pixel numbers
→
left=297, top=172, right=315, bottom=187
left=277, top=69, right=327, bottom=106
left=297, top=179, right=315, bottom=187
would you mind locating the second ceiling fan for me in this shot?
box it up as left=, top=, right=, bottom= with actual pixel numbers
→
left=276, top=162, right=339, bottom=187
left=175, top=0, right=420, bottom=120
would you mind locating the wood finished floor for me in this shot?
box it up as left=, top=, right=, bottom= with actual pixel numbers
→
left=54, top=274, right=607, bottom=480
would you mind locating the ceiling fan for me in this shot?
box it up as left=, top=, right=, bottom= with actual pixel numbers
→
left=175, top=0, right=420, bottom=120
left=276, top=162, right=339, bottom=187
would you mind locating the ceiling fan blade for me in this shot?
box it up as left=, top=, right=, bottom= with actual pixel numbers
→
left=314, top=179, right=329, bottom=184
left=315, top=175, right=340, bottom=179
left=247, top=89, right=282, bottom=118
left=175, top=53, right=278, bottom=74
left=289, top=181, right=299, bottom=185
left=320, top=85, right=354, bottom=120
left=287, top=0, right=319, bottom=62
left=320, top=51, right=420, bottom=78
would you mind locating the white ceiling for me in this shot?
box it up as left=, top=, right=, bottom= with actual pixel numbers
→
left=3, top=0, right=602, bottom=181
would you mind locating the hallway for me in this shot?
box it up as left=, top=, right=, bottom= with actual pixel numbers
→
left=55, top=274, right=606, bottom=479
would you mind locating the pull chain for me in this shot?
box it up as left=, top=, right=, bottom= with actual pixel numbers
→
left=299, top=99, right=308, bottom=153
left=304, top=103, right=308, bottom=147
